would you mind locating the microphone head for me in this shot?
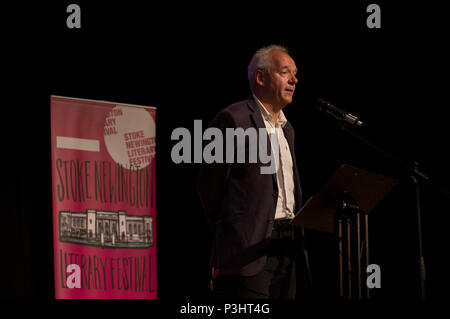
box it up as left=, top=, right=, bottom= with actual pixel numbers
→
left=316, top=97, right=368, bottom=128
left=315, top=98, right=328, bottom=111
left=316, top=97, right=326, bottom=105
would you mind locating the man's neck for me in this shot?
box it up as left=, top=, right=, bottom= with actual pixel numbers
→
left=254, top=94, right=281, bottom=125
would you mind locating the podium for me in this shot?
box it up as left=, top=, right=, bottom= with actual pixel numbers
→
left=291, top=164, right=398, bottom=299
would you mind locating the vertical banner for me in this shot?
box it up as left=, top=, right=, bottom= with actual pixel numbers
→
left=51, top=96, right=157, bottom=299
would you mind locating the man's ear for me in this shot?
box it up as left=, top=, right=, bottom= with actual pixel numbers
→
left=255, top=69, right=265, bottom=87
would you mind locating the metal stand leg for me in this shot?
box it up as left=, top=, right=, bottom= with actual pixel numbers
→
left=365, top=214, right=370, bottom=300
left=338, top=217, right=344, bottom=298
left=346, top=218, right=352, bottom=300
left=357, top=212, right=362, bottom=299
left=337, top=198, right=367, bottom=300
left=411, top=176, right=426, bottom=300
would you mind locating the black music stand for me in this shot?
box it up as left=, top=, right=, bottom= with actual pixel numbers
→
left=291, top=164, right=398, bottom=299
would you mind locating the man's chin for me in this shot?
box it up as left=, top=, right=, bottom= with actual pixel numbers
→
left=282, top=97, right=293, bottom=106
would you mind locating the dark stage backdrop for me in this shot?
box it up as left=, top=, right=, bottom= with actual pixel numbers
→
left=3, top=1, right=449, bottom=307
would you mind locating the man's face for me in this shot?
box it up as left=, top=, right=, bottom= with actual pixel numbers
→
left=264, top=50, right=298, bottom=108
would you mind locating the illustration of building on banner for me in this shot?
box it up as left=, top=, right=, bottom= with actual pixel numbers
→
left=59, top=209, right=153, bottom=248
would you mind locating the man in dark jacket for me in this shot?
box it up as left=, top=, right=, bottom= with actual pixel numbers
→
left=198, top=45, right=311, bottom=299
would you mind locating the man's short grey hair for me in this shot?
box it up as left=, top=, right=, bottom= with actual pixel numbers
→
left=247, top=44, right=289, bottom=91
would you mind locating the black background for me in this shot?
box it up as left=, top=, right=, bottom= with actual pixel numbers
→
left=2, top=0, right=449, bottom=310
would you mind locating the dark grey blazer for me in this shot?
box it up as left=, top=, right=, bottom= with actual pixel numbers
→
left=197, top=96, right=303, bottom=276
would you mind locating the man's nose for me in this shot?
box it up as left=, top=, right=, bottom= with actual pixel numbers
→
left=289, top=73, right=298, bottom=85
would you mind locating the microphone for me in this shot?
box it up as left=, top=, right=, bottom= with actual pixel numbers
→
left=315, top=98, right=366, bottom=127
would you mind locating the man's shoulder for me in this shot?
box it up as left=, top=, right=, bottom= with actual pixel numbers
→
left=220, top=97, right=253, bottom=116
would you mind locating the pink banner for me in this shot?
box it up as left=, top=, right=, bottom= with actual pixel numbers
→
left=51, top=96, right=157, bottom=299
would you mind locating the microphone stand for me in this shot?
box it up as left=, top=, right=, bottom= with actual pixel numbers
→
left=335, top=121, right=450, bottom=300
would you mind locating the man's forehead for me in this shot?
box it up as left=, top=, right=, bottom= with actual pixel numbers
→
left=271, top=51, right=296, bottom=69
